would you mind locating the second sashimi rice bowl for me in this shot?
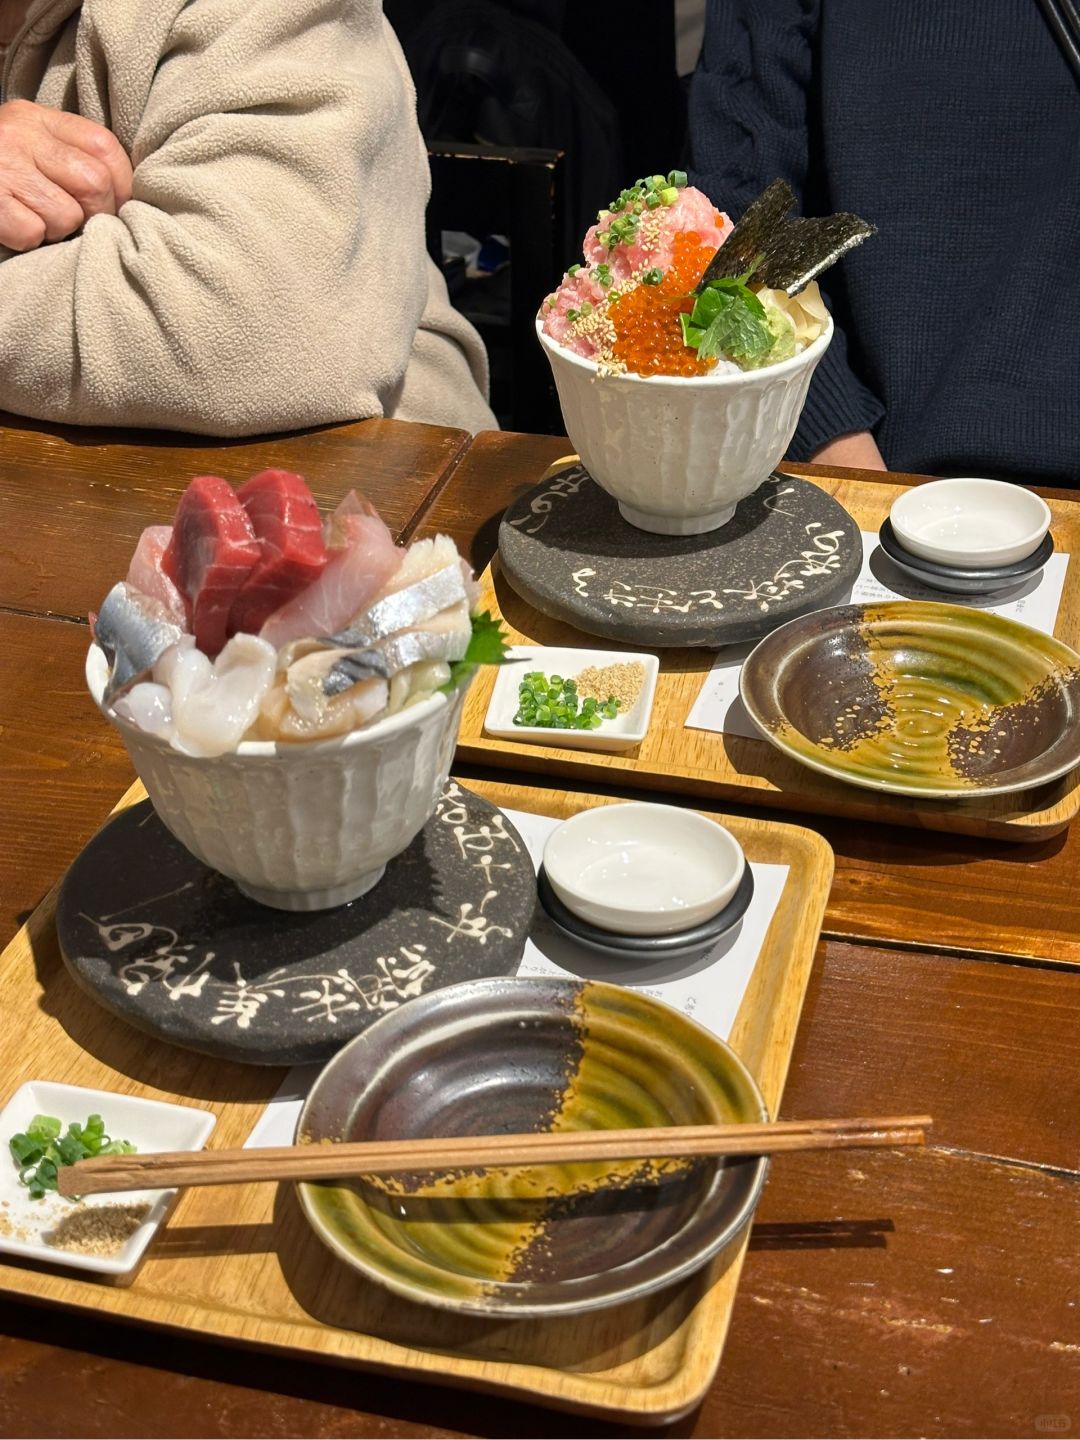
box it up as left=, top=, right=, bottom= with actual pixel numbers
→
left=87, top=472, right=505, bottom=911
left=539, top=175, right=872, bottom=535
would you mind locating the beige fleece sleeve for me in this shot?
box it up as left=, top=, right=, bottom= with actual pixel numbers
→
left=383, top=257, right=498, bottom=433
left=0, top=0, right=495, bottom=436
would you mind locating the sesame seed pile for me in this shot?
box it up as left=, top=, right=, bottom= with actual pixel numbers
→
left=575, top=661, right=645, bottom=711
left=45, top=1201, right=151, bottom=1256
left=0, top=1203, right=30, bottom=1242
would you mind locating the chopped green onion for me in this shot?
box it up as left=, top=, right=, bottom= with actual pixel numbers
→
left=566, top=308, right=579, bottom=322
left=9, top=1113, right=136, bottom=1201
left=512, top=672, right=623, bottom=731
left=641, top=268, right=664, bottom=285
left=668, top=169, right=688, bottom=189
left=645, top=192, right=662, bottom=210
left=567, top=263, right=581, bottom=277
left=660, top=187, right=679, bottom=206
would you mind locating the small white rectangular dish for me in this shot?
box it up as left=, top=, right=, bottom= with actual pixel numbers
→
left=0, top=1080, right=216, bottom=1279
left=484, top=645, right=659, bottom=752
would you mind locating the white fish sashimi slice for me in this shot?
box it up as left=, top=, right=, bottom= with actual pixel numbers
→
left=285, top=647, right=388, bottom=722
left=126, top=526, right=187, bottom=627
left=114, top=682, right=174, bottom=739
left=460, top=558, right=481, bottom=611
left=166, top=634, right=277, bottom=758
left=388, top=535, right=480, bottom=610
left=154, top=635, right=211, bottom=705
left=423, top=598, right=473, bottom=644
left=344, top=533, right=479, bottom=625
left=259, top=494, right=403, bottom=649
left=273, top=677, right=390, bottom=740
left=387, top=660, right=452, bottom=714
left=377, top=534, right=461, bottom=593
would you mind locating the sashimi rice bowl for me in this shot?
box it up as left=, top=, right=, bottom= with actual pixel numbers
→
left=87, top=470, right=506, bottom=910
left=538, top=174, right=873, bottom=534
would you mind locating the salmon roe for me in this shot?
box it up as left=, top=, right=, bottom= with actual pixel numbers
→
left=609, top=232, right=717, bottom=377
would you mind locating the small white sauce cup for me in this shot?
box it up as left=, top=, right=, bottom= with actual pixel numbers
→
left=542, top=801, right=745, bottom=936
left=890, top=478, right=1051, bottom=569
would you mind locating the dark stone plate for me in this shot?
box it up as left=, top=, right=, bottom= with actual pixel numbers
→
left=297, top=976, right=768, bottom=1316
left=740, top=601, right=1080, bottom=798
left=56, top=783, right=536, bottom=1066
left=536, top=864, right=756, bottom=959
left=498, top=464, right=862, bottom=647
left=878, top=518, right=1053, bottom=594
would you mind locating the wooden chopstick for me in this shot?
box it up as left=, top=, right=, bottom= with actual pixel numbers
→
left=57, top=1115, right=931, bottom=1197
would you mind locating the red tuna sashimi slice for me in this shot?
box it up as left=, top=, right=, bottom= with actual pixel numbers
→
left=162, top=475, right=261, bottom=657
left=259, top=492, right=404, bottom=648
left=126, top=525, right=187, bottom=626
left=228, top=469, right=329, bottom=636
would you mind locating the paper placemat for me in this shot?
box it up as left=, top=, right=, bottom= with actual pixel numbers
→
left=686, top=532, right=1071, bottom=741
left=246, top=805, right=789, bottom=1148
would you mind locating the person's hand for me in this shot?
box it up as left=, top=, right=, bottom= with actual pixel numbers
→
left=0, top=100, right=133, bottom=252
left=810, top=430, right=887, bottom=471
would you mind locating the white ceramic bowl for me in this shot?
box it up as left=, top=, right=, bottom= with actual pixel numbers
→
left=542, top=801, right=745, bottom=936
left=536, top=314, right=833, bottom=536
left=890, top=478, right=1051, bottom=569
left=87, top=645, right=469, bottom=912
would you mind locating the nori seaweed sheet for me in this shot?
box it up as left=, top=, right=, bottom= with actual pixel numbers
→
left=699, top=178, right=875, bottom=295
left=699, top=179, right=796, bottom=285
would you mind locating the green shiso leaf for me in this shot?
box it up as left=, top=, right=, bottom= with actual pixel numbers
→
left=682, top=272, right=774, bottom=366
left=679, top=313, right=703, bottom=347
left=440, top=610, right=511, bottom=693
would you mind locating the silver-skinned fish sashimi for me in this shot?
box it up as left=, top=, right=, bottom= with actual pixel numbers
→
left=92, top=473, right=502, bottom=754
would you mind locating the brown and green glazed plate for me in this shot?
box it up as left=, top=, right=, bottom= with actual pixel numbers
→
left=740, top=601, right=1080, bottom=798
left=296, top=977, right=768, bottom=1317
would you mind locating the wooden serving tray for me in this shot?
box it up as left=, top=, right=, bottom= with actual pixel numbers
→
left=0, top=777, right=831, bottom=1425
left=459, top=474, right=1080, bottom=842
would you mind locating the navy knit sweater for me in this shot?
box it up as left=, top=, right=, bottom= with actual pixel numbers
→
left=689, top=0, right=1079, bottom=485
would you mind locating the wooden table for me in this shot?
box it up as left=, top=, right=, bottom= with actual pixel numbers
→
left=1, top=415, right=1077, bottom=1439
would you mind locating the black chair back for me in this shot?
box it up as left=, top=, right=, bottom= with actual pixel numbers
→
left=427, top=142, right=566, bottom=434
